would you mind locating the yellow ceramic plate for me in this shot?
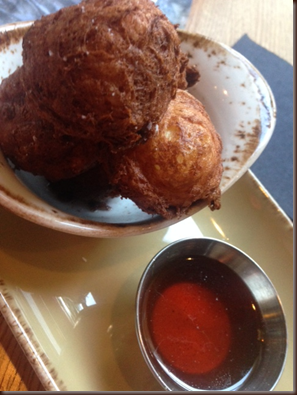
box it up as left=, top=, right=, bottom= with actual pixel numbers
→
left=0, top=170, right=293, bottom=391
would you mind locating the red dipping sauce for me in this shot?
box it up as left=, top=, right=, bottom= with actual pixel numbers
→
left=145, top=256, right=264, bottom=390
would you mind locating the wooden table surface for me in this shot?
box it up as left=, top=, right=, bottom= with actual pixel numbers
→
left=0, top=0, right=293, bottom=391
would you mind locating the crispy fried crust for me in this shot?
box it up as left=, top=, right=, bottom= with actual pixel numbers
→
left=21, top=0, right=188, bottom=149
left=109, top=90, right=223, bottom=218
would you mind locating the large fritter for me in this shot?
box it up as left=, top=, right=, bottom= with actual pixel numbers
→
left=109, top=90, right=223, bottom=218
left=20, top=0, right=188, bottom=150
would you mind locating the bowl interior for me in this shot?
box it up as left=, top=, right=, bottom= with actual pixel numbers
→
left=135, top=238, right=287, bottom=391
left=0, top=23, right=276, bottom=237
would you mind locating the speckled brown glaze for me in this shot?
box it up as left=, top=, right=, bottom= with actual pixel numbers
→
left=179, top=30, right=276, bottom=196
left=0, top=24, right=30, bottom=50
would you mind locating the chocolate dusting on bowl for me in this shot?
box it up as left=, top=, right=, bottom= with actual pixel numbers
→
left=0, top=25, right=31, bottom=51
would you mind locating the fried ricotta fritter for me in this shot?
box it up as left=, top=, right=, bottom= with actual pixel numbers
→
left=109, top=90, right=223, bottom=218
left=21, top=0, right=189, bottom=150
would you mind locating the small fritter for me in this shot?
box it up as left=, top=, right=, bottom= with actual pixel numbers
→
left=21, top=0, right=188, bottom=150
left=0, top=68, right=100, bottom=181
left=109, top=90, right=223, bottom=218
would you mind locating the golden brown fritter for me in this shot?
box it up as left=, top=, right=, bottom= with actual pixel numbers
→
left=21, top=0, right=188, bottom=150
left=109, top=90, right=223, bottom=218
left=0, top=68, right=100, bottom=181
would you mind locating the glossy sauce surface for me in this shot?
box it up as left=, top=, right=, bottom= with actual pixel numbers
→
left=146, top=256, right=264, bottom=390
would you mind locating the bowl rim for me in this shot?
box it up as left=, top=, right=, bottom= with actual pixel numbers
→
left=0, top=22, right=276, bottom=237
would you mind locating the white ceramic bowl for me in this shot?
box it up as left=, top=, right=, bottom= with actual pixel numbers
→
left=0, top=22, right=276, bottom=237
